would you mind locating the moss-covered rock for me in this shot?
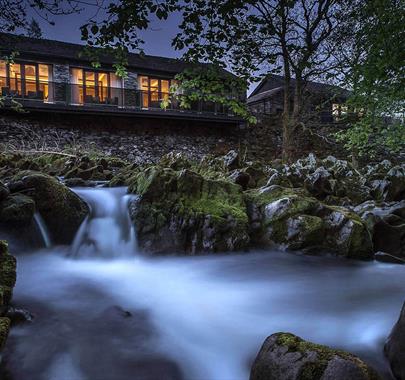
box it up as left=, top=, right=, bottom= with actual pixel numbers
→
left=250, top=332, right=381, bottom=380
left=0, top=182, right=9, bottom=202
left=108, top=164, right=139, bottom=187
left=14, top=173, right=89, bottom=244
left=129, top=166, right=249, bottom=254
left=322, top=207, right=373, bottom=259
left=0, top=241, right=16, bottom=312
left=0, top=317, right=10, bottom=350
left=0, top=194, right=35, bottom=227
left=354, top=201, right=405, bottom=259
left=246, top=185, right=373, bottom=259
left=159, top=152, right=192, bottom=171
left=0, top=152, right=128, bottom=183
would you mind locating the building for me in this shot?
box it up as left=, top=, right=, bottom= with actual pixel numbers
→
left=248, top=74, right=350, bottom=122
left=0, top=33, right=241, bottom=126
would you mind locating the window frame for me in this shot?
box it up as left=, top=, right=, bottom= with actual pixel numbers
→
left=138, top=75, right=173, bottom=108
left=0, top=60, right=52, bottom=99
left=70, top=67, right=123, bottom=104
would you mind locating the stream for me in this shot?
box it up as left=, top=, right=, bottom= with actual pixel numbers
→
left=1, top=187, right=404, bottom=380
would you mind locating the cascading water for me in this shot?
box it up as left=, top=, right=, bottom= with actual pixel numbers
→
left=33, top=212, right=52, bottom=248
left=70, top=187, right=137, bottom=258
left=1, top=187, right=404, bottom=380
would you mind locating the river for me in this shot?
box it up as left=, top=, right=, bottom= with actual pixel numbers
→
left=1, top=187, right=403, bottom=380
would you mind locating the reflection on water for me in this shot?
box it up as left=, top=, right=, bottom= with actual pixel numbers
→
left=3, top=250, right=403, bottom=380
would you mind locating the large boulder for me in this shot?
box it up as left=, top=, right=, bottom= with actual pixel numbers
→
left=321, top=206, right=373, bottom=260
left=366, top=164, right=405, bottom=202
left=12, top=173, right=89, bottom=244
left=385, top=302, right=405, bottom=380
left=0, top=194, right=35, bottom=227
left=250, top=332, right=381, bottom=380
left=354, top=201, right=405, bottom=259
left=246, top=185, right=373, bottom=259
left=128, top=166, right=249, bottom=254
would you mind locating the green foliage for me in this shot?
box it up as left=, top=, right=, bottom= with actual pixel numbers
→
left=0, top=52, right=26, bottom=113
left=339, top=0, right=405, bottom=157
left=165, top=66, right=256, bottom=123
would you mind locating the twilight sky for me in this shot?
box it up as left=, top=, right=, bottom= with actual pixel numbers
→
left=33, top=8, right=183, bottom=59
left=29, top=6, right=257, bottom=94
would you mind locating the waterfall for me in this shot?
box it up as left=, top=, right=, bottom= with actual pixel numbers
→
left=70, top=187, right=137, bottom=258
left=33, top=212, right=52, bottom=248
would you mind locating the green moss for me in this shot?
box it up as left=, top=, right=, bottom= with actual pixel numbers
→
left=130, top=164, right=250, bottom=252
left=0, top=240, right=16, bottom=307
left=14, top=173, right=89, bottom=244
left=275, top=333, right=380, bottom=380
left=245, top=186, right=312, bottom=207
left=184, top=197, right=248, bottom=223
left=0, top=317, right=10, bottom=349
left=0, top=255, right=16, bottom=289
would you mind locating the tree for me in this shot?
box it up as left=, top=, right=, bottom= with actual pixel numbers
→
left=0, top=0, right=85, bottom=33
left=80, top=0, right=354, bottom=161
left=27, top=19, right=43, bottom=39
left=336, top=0, right=405, bottom=159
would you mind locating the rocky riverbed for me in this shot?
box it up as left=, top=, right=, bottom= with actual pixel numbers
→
left=1, top=150, right=404, bottom=260
left=0, top=149, right=405, bottom=379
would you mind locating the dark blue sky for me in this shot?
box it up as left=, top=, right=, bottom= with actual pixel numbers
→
left=34, top=8, right=183, bottom=58
left=31, top=7, right=257, bottom=93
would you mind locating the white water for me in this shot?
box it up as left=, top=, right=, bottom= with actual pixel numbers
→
left=33, top=212, right=52, bottom=248
left=2, top=187, right=404, bottom=380
left=70, top=188, right=137, bottom=258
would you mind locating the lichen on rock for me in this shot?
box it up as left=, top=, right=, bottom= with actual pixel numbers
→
left=250, top=332, right=382, bottom=380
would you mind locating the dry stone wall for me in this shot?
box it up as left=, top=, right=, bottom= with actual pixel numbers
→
left=0, top=111, right=371, bottom=164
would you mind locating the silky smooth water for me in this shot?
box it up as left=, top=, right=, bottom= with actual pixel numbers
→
left=1, top=188, right=404, bottom=380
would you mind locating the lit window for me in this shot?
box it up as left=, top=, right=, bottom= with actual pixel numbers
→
left=0, top=60, right=6, bottom=89
left=332, top=103, right=348, bottom=120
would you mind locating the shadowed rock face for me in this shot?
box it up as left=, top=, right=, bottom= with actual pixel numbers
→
left=129, top=166, right=250, bottom=254
left=250, top=333, right=381, bottom=380
left=385, top=302, right=405, bottom=380
left=10, top=173, right=89, bottom=245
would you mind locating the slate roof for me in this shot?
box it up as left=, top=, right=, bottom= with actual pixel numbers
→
left=0, top=32, right=221, bottom=75
left=249, top=74, right=350, bottom=100
left=247, top=87, right=283, bottom=104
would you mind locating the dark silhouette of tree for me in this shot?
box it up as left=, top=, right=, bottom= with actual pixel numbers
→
left=26, top=19, right=43, bottom=39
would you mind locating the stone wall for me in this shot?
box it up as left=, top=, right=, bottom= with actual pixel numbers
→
left=0, top=111, right=357, bottom=164
left=239, top=115, right=348, bottom=162
left=0, top=112, right=241, bottom=164
left=53, top=64, right=70, bottom=103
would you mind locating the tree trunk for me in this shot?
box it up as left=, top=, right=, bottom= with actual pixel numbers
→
left=282, top=76, right=306, bottom=162
left=282, top=80, right=294, bottom=162
left=282, top=115, right=296, bottom=162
